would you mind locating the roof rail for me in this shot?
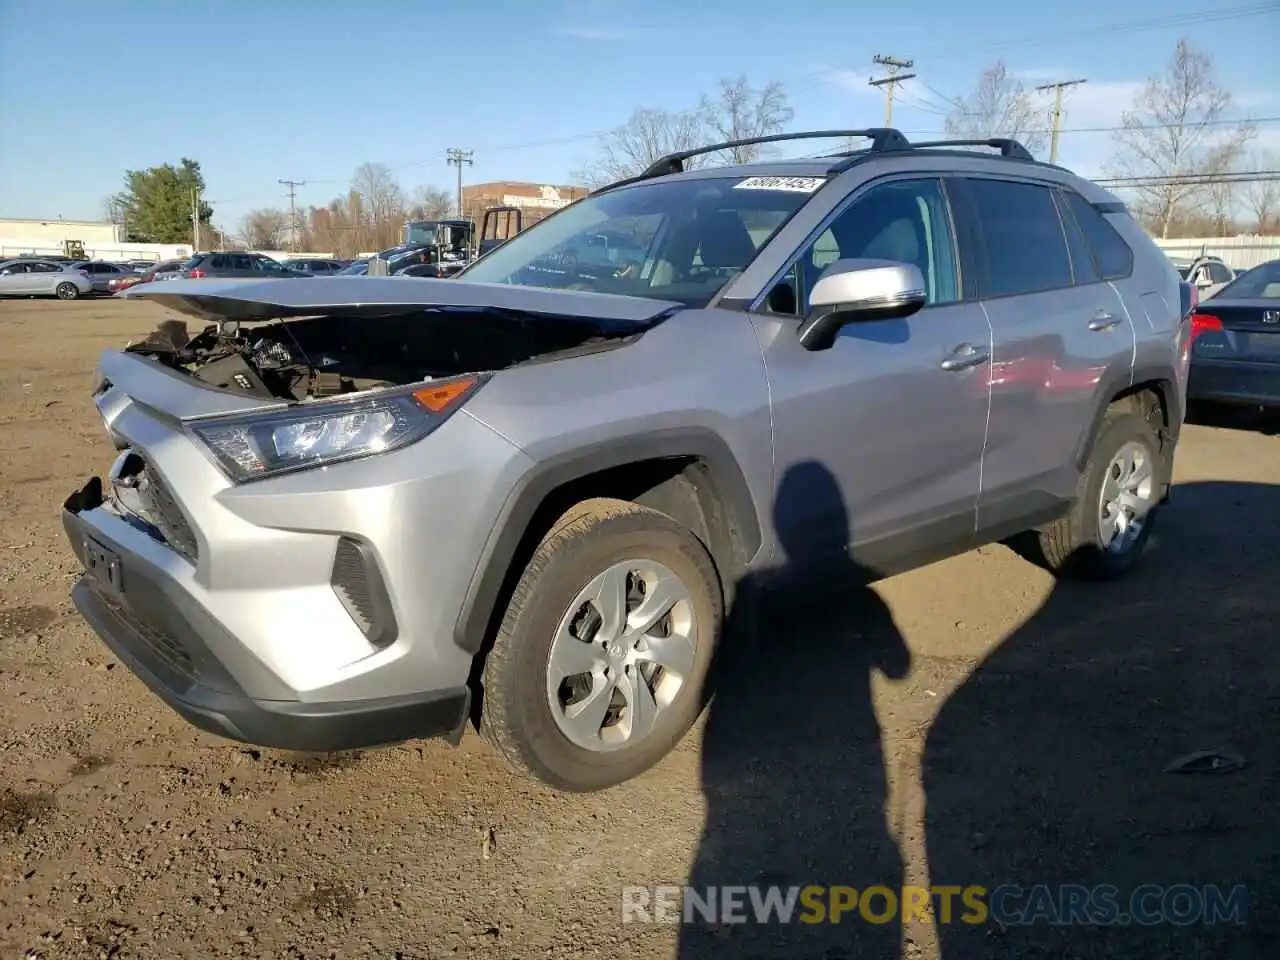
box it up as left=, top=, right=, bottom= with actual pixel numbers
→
left=589, top=129, right=912, bottom=194
left=904, top=138, right=1035, bottom=161
left=639, top=128, right=910, bottom=178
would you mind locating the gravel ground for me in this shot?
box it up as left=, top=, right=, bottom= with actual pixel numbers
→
left=0, top=297, right=1276, bottom=959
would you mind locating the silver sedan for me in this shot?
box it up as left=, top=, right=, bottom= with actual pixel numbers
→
left=0, top=259, right=96, bottom=299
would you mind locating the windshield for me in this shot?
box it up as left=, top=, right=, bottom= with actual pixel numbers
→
left=404, top=221, right=439, bottom=245
left=1213, top=260, right=1280, bottom=299
left=459, top=175, right=821, bottom=305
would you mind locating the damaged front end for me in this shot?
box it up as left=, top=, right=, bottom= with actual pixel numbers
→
left=119, top=277, right=679, bottom=404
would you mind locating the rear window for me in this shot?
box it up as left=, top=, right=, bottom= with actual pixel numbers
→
left=1064, top=192, right=1133, bottom=280
left=180, top=255, right=207, bottom=269
left=1213, top=261, right=1280, bottom=299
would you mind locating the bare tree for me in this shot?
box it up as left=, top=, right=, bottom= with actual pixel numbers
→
left=351, top=162, right=407, bottom=248
left=574, top=107, right=707, bottom=187
left=408, top=185, right=454, bottom=220
left=943, top=61, right=1049, bottom=155
left=698, top=76, right=794, bottom=164
left=1109, top=38, right=1255, bottom=238
left=240, top=208, right=288, bottom=250
left=1242, top=151, right=1280, bottom=233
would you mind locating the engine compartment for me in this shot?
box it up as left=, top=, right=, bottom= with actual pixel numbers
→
left=125, top=308, right=632, bottom=402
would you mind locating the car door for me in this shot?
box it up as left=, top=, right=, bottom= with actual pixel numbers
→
left=29, top=261, right=66, bottom=294
left=0, top=261, right=36, bottom=294
left=755, top=176, right=993, bottom=574
left=950, top=176, right=1135, bottom=531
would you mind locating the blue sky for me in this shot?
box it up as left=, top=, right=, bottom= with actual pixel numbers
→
left=1, top=0, right=1276, bottom=232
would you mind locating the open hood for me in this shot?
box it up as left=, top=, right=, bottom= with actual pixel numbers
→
left=121, top=275, right=682, bottom=332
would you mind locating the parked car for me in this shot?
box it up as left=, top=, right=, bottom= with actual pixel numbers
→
left=178, top=251, right=310, bottom=279
left=1170, top=254, right=1235, bottom=299
left=335, top=258, right=370, bottom=275
left=71, top=260, right=137, bottom=294
left=279, top=258, right=349, bottom=275
left=125, top=260, right=158, bottom=271
left=62, top=127, right=1190, bottom=793
left=1186, top=258, right=1280, bottom=410
left=0, top=258, right=94, bottom=299
left=109, top=258, right=188, bottom=294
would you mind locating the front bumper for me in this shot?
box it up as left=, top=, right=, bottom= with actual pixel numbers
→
left=63, top=479, right=471, bottom=751
left=1188, top=358, right=1280, bottom=407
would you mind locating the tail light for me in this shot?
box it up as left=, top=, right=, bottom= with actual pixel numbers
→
left=188, top=268, right=205, bottom=278
left=1190, top=313, right=1223, bottom=343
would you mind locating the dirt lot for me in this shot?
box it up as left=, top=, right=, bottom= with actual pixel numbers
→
left=0, top=297, right=1276, bottom=959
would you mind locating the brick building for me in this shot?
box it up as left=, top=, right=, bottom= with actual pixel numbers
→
left=460, top=181, right=589, bottom=225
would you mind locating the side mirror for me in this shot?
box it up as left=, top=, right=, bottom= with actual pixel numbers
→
left=797, top=259, right=928, bottom=351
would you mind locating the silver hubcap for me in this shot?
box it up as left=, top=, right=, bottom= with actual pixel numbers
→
left=546, top=559, right=698, bottom=752
left=1098, top=440, right=1156, bottom=554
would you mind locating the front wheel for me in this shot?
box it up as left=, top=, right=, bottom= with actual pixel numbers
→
left=480, top=498, right=723, bottom=792
left=55, top=282, right=80, bottom=300
left=1035, top=408, right=1163, bottom=580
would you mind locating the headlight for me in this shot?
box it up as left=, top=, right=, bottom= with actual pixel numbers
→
left=188, top=374, right=485, bottom=483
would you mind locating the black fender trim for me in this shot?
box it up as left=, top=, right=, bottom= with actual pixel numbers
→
left=1074, top=364, right=1182, bottom=487
left=452, top=427, right=763, bottom=655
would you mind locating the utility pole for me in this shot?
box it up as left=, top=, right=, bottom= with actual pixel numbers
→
left=446, top=148, right=473, bottom=219
left=190, top=188, right=201, bottom=251
left=278, top=178, right=306, bottom=251
left=1035, top=78, right=1087, bottom=163
left=868, top=55, right=916, bottom=127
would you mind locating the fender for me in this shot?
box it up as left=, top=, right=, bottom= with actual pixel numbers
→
left=452, top=427, right=763, bottom=654
left=1073, top=363, right=1181, bottom=488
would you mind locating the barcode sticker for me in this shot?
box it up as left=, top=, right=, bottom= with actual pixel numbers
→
left=733, top=176, right=826, bottom=193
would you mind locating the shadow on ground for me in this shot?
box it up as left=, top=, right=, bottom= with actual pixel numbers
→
left=678, top=461, right=910, bottom=959
left=926, top=480, right=1279, bottom=959
left=678, top=471, right=1278, bottom=959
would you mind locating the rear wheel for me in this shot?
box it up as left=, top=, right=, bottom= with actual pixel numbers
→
left=1036, top=409, right=1163, bottom=580
left=55, top=282, right=80, bottom=300
left=480, top=498, right=722, bottom=792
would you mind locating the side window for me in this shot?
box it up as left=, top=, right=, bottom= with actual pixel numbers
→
left=967, top=178, right=1073, bottom=297
left=1053, top=190, right=1101, bottom=285
left=32, top=262, right=60, bottom=273
left=1208, top=262, right=1232, bottom=284
left=0, top=263, right=23, bottom=275
left=791, top=178, right=961, bottom=313
left=255, top=257, right=285, bottom=273
left=1063, top=192, right=1134, bottom=280
left=208, top=254, right=229, bottom=269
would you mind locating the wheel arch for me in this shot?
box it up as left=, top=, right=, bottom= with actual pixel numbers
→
left=452, top=428, right=763, bottom=659
left=1075, top=366, right=1181, bottom=492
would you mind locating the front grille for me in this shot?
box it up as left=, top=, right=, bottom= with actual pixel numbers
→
left=111, top=452, right=200, bottom=564
left=136, top=465, right=199, bottom=563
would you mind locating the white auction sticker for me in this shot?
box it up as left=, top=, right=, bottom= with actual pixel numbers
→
left=733, top=176, right=826, bottom=193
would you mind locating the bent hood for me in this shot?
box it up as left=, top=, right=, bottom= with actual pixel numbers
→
left=122, top=275, right=683, bottom=332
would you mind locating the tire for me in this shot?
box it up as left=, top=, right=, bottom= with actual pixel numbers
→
left=480, top=497, right=723, bottom=792
left=1036, top=408, right=1163, bottom=581
left=55, top=282, right=80, bottom=300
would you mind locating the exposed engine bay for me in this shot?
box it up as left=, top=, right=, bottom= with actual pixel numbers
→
left=125, top=308, right=635, bottom=402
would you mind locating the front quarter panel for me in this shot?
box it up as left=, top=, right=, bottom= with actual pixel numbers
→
left=465, top=306, right=776, bottom=564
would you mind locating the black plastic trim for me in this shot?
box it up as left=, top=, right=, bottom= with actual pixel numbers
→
left=1074, top=366, right=1182, bottom=483
left=69, top=575, right=470, bottom=752
left=452, top=428, right=762, bottom=655
left=330, top=536, right=399, bottom=651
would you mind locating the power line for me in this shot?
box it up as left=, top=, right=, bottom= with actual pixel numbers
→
left=445, top=148, right=473, bottom=218
left=278, top=178, right=306, bottom=252
left=1095, top=170, right=1280, bottom=187
left=868, top=55, right=916, bottom=127
left=1035, top=79, right=1089, bottom=163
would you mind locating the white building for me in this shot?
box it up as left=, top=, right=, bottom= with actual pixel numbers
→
left=0, top=217, right=192, bottom=262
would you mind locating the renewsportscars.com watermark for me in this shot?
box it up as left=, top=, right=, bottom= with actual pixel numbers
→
left=621, top=884, right=1249, bottom=927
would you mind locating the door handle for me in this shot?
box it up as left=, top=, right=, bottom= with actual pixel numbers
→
left=940, top=343, right=989, bottom=371
left=1088, top=311, right=1122, bottom=331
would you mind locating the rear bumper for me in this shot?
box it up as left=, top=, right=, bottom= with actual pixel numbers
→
left=1188, top=358, right=1280, bottom=406
left=63, top=481, right=471, bottom=752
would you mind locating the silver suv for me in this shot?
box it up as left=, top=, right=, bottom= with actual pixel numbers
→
left=62, top=129, right=1192, bottom=792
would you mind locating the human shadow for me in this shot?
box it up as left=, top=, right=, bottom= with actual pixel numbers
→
left=924, top=480, right=1280, bottom=959
left=678, top=460, right=911, bottom=959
